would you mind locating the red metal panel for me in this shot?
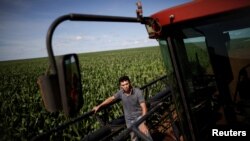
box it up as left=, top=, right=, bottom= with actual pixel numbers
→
left=151, top=0, right=250, bottom=26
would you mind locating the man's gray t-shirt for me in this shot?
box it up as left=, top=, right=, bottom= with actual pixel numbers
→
left=113, top=87, right=145, bottom=121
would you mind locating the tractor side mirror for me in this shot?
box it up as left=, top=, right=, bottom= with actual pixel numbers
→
left=57, top=54, right=83, bottom=117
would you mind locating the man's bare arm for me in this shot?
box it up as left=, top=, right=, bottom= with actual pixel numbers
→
left=139, top=102, right=151, bottom=136
left=92, top=96, right=115, bottom=113
left=140, top=102, right=147, bottom=116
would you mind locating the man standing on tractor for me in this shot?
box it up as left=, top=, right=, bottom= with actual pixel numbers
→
left=92, top=75, right=153, bottom=141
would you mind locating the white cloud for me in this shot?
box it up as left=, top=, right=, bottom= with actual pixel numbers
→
left=64, top=35, right=98, bottom=41
left=75, top=36, right=82, bottom=40
left=82, top=35, right=97, bottom=41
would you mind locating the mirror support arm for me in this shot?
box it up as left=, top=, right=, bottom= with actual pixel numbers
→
left=46, top=15, right=69, bottom=74
left=46, top=14, right=140, bottom=74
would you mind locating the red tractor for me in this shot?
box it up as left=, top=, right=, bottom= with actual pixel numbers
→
left=35, top=0, right=250, bottom=140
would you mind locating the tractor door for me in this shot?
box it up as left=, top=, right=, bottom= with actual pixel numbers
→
left=158, top=30, right=217, bottom=141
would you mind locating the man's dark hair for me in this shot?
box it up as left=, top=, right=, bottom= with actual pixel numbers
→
left=119, top=75, right=130, bottom=84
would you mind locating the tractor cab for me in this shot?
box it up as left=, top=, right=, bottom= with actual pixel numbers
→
left=148, top=0, right=250, bottom=140
left=34, top=0, right=250, bottom=141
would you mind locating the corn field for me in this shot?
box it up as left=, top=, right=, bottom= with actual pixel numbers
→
left=0, top=46, right=167, bottom=140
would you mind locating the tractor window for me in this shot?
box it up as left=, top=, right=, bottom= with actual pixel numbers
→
left=182, top=30, right=217, bottom=105
left=179, top=15, right=250, bottom=138
left=181, top=21, right=250, bottom=104
left=226, top=27, right=250, bottom=102
left=159, top=40, right=173, bottom=74
left=175, top=28, right=218, bottom=139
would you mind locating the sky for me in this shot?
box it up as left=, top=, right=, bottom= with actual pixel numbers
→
left=0, top=0, right=192, bottom=61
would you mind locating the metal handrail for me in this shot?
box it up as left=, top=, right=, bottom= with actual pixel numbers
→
left=140, top=75, right=168, bottom=90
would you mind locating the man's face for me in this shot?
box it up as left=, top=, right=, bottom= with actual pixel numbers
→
left=120, top=80, right=130, bottom=93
